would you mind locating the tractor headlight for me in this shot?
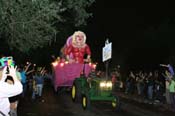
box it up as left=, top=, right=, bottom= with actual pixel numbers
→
left=106, top=81, right=112, bottom=88
left=100, top=81, right=112, bottom=90
left=100, top=82, right=106, bottom=87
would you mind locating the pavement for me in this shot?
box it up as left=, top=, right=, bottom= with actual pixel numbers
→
left=115, top=91, right=175, bottom=113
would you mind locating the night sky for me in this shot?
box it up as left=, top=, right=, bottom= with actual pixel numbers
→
left=84, top=0, right=175, bottom=70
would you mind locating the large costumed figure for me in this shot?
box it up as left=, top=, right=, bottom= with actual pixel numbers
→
left=63, top=31, right=91, bottom=64
left=52, top=31, right=94, bottom=91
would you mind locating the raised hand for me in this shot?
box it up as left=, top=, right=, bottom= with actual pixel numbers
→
left=160, top=64, right=168, bottom=67
left=6, top=66, right=18, bottom=81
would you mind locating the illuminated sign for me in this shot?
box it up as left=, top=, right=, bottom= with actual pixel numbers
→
left=102, top=42, right=112, bottom=62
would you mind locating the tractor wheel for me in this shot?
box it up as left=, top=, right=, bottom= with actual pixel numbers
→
left=111, top=96, right=121, bottom=111
left=82, top=94, right=90, bottom=110
left=71, top=82, right=81, bottom=102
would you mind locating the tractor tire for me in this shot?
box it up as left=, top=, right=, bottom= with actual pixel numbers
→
left=82, top=94, right=90, bottom=110
left=111, top=96, right=121, bottom=112
left=71, top=82, right=81, bottom=102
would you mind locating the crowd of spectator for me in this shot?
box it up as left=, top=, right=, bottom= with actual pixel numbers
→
left=110, top=64, right=175, bottom=112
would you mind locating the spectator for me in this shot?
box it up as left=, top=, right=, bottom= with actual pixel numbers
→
left=9, top=95, right=20, bottom=116
left=0, top=66, right=23, bottom=116
left=160, top=64, right=175, bottom=76
left=169, top=77, right=175, bottom=112
left=147, top=71, right=154, bottom=101
left=8, top=66, right=22, bottom=116
left=154, top=70, right=164, bottom=102
left=125, top=71, right=135, bottom=94
left=20, top=63, right=34, bottom=97
left=35, top=71, right=44, bottom=99
left=111, top=73, right=117, bottom=91
left=136, top=72, right=141, bottom=95
left=162, top=70, right=173, bottom=104
left=32, top=72, right=37, bottom=101
left=139, top=72, right=145, bottom=96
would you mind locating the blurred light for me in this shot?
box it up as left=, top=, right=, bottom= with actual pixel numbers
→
left=65, top=61, right=69, bottom=64
left=99, top=81, right=112, bottom=89
left=117, top=65, right=120, bottom=68
left=106, top=81, right=112, bottom=87
left=92, top=64, right=97, bottom=69
left=100, top=82, right=106, bottom=87
left=56, top=57, right=60, bottom=61
left=52, top=61, right=58, bottom=67
left=89, top=62, right=92, bottom=66
left=60, top=62, right=64, bottom=67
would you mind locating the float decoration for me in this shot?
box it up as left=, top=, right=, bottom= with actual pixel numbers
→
left=51, top=31, right=96, bottom=92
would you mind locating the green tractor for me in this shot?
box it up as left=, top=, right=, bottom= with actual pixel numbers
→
left=71, top=74, right=121, bottom=111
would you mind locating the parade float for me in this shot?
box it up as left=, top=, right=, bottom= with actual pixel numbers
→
left=52, top=31, right=96, bottom=93
left=52, top=31, right=120, bottom=111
